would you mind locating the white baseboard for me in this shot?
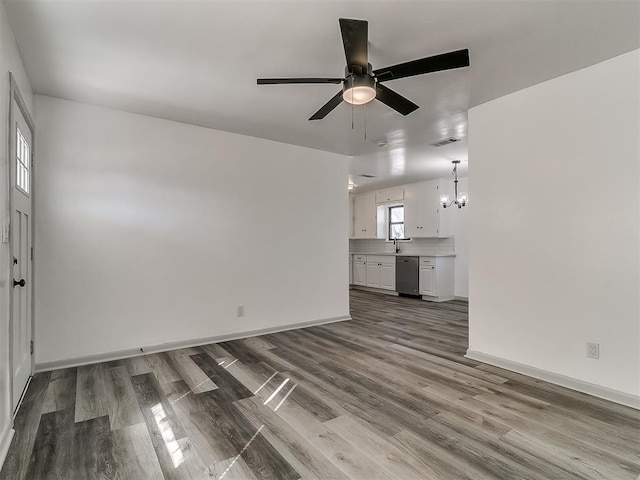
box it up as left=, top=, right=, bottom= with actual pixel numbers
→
left=421, top=295, right=454, bottom=303
left=36, top=315, right=351, bottom=372
left=351, top=286, right=398, bottom=296
left=0, top=425, right=14, bottom=471
left=466, top=349, right=640, bottom=410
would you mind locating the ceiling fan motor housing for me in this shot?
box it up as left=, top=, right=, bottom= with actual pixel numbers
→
left=343, top=64, right=376, bottom=105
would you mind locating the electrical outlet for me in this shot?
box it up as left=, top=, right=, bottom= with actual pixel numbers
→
left=237, top=305, right=244, bottom=317
left=587, top=342, right=599, bottom=359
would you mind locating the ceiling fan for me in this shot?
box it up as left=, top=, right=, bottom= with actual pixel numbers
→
left=257, top=18, right=470, bottom=121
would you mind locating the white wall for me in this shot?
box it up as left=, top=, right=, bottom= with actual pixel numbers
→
left=0, top=1, right=34, bottom=465
left=468, top=50, right=639, bottom=402
left=34, top=96, right=349, bottom=367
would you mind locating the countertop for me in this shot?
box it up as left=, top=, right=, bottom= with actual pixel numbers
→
left=349, top=252, right=456, bottom=257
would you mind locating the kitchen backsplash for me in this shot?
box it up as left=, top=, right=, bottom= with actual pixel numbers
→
left=349, top=237, right=455, bottom=255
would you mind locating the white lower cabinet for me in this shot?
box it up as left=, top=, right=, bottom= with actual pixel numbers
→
left=366, top=262, right=381, bottom=287
left=419, top=256, right=454, bottom=301
left=364, top=255, right=395, bottom=291
left=380, top=262, right=396, bottom=290
left=352, top=254, right=453, bottom=300
left=419, top=265, right=435, bottom=295
left=350, top=254, right=396, bottom=291
left=353, top=255, right=367, bottom=286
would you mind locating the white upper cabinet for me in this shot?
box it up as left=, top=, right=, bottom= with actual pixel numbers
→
left=353, top=192, right=377, bottom=239
left=404, top=180, right=450, bottom=238
left=375, top=187, right=404, bottom=204
left=348, top=195, right=355, bottom=239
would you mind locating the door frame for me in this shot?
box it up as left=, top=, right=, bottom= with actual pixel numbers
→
left=7, top=72, right=36, bottom=414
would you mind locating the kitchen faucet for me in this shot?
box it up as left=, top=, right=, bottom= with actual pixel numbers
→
left=393, top=238, right=400, bottom=253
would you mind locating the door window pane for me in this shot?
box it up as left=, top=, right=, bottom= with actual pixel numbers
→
left=16, top=127, right=30, bottom=194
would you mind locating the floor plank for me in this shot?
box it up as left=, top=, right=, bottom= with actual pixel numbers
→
left=75, top=364, right=109, bottom=423
left=111, top=423, right=164, bottom=480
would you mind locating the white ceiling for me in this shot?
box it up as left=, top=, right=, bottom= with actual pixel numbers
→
left=4, top=0, right=639, bottom=191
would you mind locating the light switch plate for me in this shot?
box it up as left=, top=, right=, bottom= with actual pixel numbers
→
left=1, top=224, right=8, bottom=243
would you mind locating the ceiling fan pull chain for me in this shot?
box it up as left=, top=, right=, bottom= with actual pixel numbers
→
left=364, top=102, right=367, bottom=140
left=351, top=76, right=355, bottom=129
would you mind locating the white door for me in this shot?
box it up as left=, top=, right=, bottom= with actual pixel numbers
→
left=419, top=266, right=435, bottom=295
left=10, top=93, right=33, bottom=411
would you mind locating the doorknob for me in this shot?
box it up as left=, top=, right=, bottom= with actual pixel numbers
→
left=13, top=279, right=26, bottom=288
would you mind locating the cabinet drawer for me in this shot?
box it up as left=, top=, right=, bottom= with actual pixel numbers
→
left=420, top=257, right=435, bottom=266
left=354, top=255, right=367, bottom=262
left=380, top=256, right=395, bottom=266
left=366, top=255, right=388, bottom=265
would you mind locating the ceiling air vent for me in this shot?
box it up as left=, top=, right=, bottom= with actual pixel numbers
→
left=358, top=174, right=376, bottom=178
left=430, top=137, right=460, bottom=147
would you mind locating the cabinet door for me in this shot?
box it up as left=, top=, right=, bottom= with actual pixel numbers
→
left=403, top=183, right=422, bottom=238
left=366, top=263, right=381, bottom=287
left=419, top=180, right=439, bottom=237
left=348, top=196, right=354, bottom=239
left=419, top=266, right=436, bottom=295
left=380, top=264, right=396, bottom=290
left=354, top=262, right=367, bottom=285
left=405, top=181, right=441, bottom=238
left=354, top=192, right=377, bottom=238
left=376, top=187, right=404, bottom=204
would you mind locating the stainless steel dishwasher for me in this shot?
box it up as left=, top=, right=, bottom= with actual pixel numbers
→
left=396, top=256, right=419, bottom=295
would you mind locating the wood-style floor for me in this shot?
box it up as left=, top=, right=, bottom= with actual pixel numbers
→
left=1, top=290, right=639, bottom=479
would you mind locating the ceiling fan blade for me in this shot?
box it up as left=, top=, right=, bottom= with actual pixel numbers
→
left=375, top=84, right=419, bottom=116
left=339, top=18, right=368, bottom=73
left=374, top=49, right=469, bottom=82
left=257, top=78, right=343, bottom=85
left=309, top=90, right=344, bottom=120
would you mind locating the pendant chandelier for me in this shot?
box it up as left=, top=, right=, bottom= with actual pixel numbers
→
left=441, top=160, right=468, bottom=209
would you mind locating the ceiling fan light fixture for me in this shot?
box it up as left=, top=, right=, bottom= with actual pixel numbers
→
left=343, top=85, right=376, bottom=105
left=343, top=75, right=376, bottom=105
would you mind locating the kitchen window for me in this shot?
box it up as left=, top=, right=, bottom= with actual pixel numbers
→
left=388, top=205, right=408, bottom=240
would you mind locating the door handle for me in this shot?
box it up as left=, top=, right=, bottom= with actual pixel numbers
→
left=13, top=279, right=26, bottom=288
